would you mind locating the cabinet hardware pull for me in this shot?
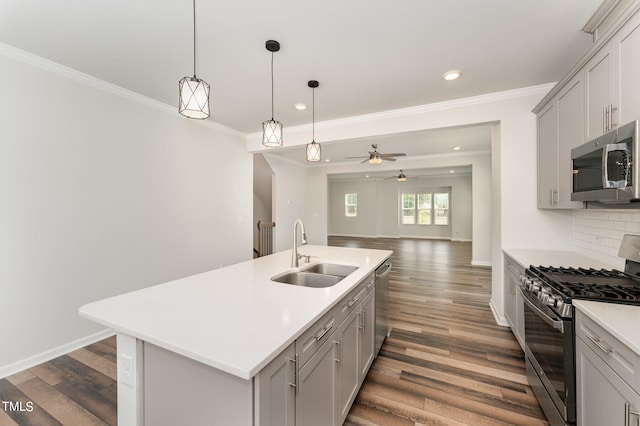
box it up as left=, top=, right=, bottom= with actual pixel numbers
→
left=334, top=340, right=341, bottom=362
left=604, top=106, right=607, bottom=133
left=289, top=355, right=298, bottom=394
left=313, top=324, right=333, bottom=341
left=610, top=104, right=618, bottom=129
left=358, top=310, right=364, bottom=330
left=586, top=334, right=613, bottom=354
left=347, top=296, right=359, bottom=307
left=624, top=402, right=640, bottom=426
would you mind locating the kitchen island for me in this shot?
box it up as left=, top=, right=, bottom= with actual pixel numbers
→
left=79, top=245, right=392, bottom=425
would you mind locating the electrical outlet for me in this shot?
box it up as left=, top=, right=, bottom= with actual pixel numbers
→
left=120, top=354, right=134, bottom=387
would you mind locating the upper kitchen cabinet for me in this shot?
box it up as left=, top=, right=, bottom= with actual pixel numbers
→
left=617, top=11, right=640, bottom=125
left=585, top=45, right=616, bottom=140
left=537, top=73, right=584, bottom=209
left=534, top=2, right=640, bottom=209
left=585, top=10, right=640, bottom=139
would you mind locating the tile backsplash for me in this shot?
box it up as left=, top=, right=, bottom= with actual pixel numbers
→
left=573, top=209, right=640, bottom=268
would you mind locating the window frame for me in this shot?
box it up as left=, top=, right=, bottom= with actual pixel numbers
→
left=345, top=193, right=358, bottom=217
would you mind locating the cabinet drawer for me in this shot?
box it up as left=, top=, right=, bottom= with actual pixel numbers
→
left=576, top=310, right=640, bottom=393
left=337, top=273, right=374, bottom=325
left=504, top=254, right=524, bottom=277
left=296, top=306, right=337, bottom=368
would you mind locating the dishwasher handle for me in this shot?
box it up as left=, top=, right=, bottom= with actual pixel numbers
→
left=376, top=261, right=392, bottom=279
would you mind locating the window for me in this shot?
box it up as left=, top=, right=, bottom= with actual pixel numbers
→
left=400, top=191, right=449, bottom=226
left=401, top=194, right=415, bottom=224
left=417, top=193, right=432, bottom=225
left=434, top=193, right=449, bottom=225
left=345, top=193, right=357, bottom=217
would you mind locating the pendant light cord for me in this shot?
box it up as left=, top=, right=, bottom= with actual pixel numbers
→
left=270, top=51, right=274, bottom=120
left=312, top=86, right=315, bottom=142
left=192, top=0, right=197, bottom=77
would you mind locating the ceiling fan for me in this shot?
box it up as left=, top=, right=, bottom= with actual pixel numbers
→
left=384, top=170, right=413, bottom=181
left=346, top=144, right=406, bottom=164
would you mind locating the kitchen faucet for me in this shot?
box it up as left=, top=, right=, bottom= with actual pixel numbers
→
left=292, top=219, right=308, bottom=267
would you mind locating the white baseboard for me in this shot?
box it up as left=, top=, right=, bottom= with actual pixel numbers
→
left=489, top=299, right=509, bottom=327
left=471, top=259, right=492, bottom=267
left=0, top=329, right=115, bottom=379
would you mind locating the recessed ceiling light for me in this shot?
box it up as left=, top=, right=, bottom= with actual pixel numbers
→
left=324, top=158, right=331, bottom=162
left=453, top=146, right=461, bottom=151
left=443, top=70, right=461, bottom=81
left=450, top=170, right=455, bottom=173
left=294, top=103, right=307, bottom=111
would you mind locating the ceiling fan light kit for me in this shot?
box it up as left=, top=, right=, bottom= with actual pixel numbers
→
left=178, top=0, right=210, bottom=119
left=346, top=144, right=406, bottom=164
left=262, top=40, right=284, bottom=147
left=306, top=80, right=321, bottom=162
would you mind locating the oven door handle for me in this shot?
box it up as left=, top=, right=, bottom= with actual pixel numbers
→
left=518, top=286, right=564, bottom=333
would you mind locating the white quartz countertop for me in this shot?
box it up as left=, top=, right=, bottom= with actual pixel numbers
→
left=503, top=248, right=618, bottom=270
left=574, top=300, right=640, bottom=356
left=79, top=245, right=392, bottom=380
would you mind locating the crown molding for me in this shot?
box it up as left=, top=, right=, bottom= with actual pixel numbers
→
left=0, top=42, right=245, bottom=140
left=247, top=84, right=553, bottom=149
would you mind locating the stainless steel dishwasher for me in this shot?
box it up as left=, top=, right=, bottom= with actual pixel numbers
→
left=374, top=260, right=391, bottom=356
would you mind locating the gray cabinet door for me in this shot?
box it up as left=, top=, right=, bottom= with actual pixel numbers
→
left=585, top=46, right=615, bottom=140
left=576, top=337, right=640, bottom=426
left=255, top=342, right=295, bottom=426
left=556, top=73, right=584, bottom=208
left=296, top=335, right=338, bottom=426
left=337, top=306, right=360, bottom=424
left=537, top=101, right=558, bottom=208
left=359, top=290, right=375, bottom=380
left=618, top=12, right=640, bottom=125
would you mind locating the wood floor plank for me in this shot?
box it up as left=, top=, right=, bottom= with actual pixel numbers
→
left=16, top=377, right=106, bottom=426
left=333, top=236, right=548, bottom=426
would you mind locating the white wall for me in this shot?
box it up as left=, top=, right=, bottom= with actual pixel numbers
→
left=0, top=46, right=253, bottom=377
left=262, top=154, right=307, bottom=252
left=328, top=174, right=473, bottom=241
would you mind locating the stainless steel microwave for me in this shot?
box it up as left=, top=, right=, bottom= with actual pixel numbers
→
left=571, top=120, right=640, bottom=203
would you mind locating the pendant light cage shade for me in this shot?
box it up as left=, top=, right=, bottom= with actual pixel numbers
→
left=306, top=80, right=321, bottom=162
left=306, top=141, right=321, bottom=162
left=178, top=0, right=210, bottom=119
left=262, top=119, right=283, bottom=147
left=179, top=76, right=210, bottom=119
left=262, top=40, right=283, bottom=147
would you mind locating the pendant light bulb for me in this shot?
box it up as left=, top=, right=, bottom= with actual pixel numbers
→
left=306, top=80, right=321, bottom=162
left=262, top=40, right=283, bottom=147
left=179, top=0, right=210, bottom=119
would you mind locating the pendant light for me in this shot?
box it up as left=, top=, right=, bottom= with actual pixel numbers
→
left=178, top=0, right=210, bottom=119
left=397, top=170, right=407, bottom=182
left=262, top=40, right=283, bottom=147
left=306, top=80, right=321, bottom=162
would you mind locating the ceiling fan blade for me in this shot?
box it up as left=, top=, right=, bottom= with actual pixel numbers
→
left=345, top=156, right=369, bottom=159
left=360, top=159, right=370, bottom=164
left=382, top=157, right=397, bottom=161
left=379, top=153, right=406, bottom=157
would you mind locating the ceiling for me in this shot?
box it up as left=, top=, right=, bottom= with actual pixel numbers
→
left=0, top=0, right=601, bottom=136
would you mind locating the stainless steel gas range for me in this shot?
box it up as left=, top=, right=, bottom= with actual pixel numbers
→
left=519, top=234, right=640, bottom=426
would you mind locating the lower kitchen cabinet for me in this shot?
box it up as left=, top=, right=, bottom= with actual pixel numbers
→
left=296, top=334, right=338, bottom=426
left=503, top=253, right=524, bottom=349
left=576, top=310, right=640, bottom=426
left=256, top=273, right=376, bottom=426
left=255, top=342, right=296, bottom=426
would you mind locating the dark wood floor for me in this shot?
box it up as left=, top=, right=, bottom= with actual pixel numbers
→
left=0, top=237, right=547, bottom=425
left=333, top=237, right=547, bottom=426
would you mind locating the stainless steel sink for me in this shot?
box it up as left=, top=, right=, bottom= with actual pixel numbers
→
left=302, top=263, right=358, bottom=277
left=271, top=263, right=359, bottom=287
left=271, top=271, right=343, bottom=288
